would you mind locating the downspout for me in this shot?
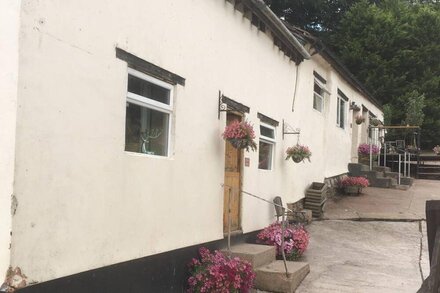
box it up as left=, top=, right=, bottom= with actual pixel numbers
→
left=291, top=63, right=300, bottom=112
left=246, top=0, right=311, bottom=60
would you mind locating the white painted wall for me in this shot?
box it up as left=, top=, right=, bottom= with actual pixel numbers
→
left=11, top=0, right=382, bottom=283
left=0, top=0, right=21, bottom=276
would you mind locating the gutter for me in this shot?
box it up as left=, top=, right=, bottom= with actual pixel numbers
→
left=243, top=0, right=311, bottom=60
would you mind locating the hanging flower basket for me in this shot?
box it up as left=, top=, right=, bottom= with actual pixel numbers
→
left=433, top=145, right=440, bottom=155
left=370, top=118, right=380, bottom=127
left=286, top=145, right=312, bottom=163
left=222, top=120, right=257, bottom=152
left=355, top=115, right=365, bottom=125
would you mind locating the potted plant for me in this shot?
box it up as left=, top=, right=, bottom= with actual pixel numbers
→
left=358, top=143, right=380, bottom=165
left=187, top=247, right=255, bottom=292
left=257, top=222, right=309, bottom=261
left=222, top=120, right=257, bottom=152
left=355, top=115, right=365, bottom=125
left=286, top=145, right=312, bottom=163
left=433, top=145, right=440, bottom=155
left=339, top=176, right=369, bottom=195
left=369, top=118, right=380, bottom=127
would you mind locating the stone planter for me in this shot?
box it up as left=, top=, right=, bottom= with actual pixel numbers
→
left=344, top=186, right=362, bottom=195
left=358, top=154, right=378, bottom=166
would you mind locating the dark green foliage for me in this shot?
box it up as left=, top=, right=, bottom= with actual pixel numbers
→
left=266, top=0, right=440, bottom=148
left=327, top=1, right=440, bottom=148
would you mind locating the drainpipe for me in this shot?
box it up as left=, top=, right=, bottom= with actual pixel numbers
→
left=244, top=0, right=311, bottom=60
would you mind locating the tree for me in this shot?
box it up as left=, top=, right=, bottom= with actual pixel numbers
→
left=404, top=91, right=425, bottom=127
left=326, top=0, right=440, bottom=148
left=263, top=0, right=363, bottom=34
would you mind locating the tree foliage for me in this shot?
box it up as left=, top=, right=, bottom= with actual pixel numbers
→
left=264, top=0, right=364, bottom=34
left=267, top=0, right=440, bottom=148
left=327, top=1, right=440, bottom=147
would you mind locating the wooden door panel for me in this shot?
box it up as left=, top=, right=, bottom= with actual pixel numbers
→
left=223, top=113, right=242, bottom=233
left=223, top=172, right=240, bottom=232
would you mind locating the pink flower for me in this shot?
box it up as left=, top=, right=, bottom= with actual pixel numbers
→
left=339, top=176, right=369, bottom=188
left=187, top=247, right=255, bottom=292
left=358, top=143, right=380, bottom=155
left=257, top=223, right=310, bottom=260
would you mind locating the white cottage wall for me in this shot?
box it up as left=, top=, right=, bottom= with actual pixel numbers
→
left=10, top=0, right=382, bottom=283
left=11, top=0, right=300, bottom=282
left=0, top=0, right=21, bottom=275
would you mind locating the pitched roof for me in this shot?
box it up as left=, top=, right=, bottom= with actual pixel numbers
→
left=230, top=0, right=310, bottom=64
left=285, top=23, right=382, bottom=109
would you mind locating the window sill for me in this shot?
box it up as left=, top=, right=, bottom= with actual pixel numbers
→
left=312, top=108, right=325, bottom=116
left=124, top=151, right=173, bottom=160
left=258, top=168, right=274, bottom=172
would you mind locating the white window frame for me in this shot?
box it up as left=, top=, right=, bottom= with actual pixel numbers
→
left=258, top=123, right=276, bottom=170
left=125, top=68, right=174, bottom=157
left=336, top=94, right=347, bottom=129
left=313, top=78, right=330, bottom=113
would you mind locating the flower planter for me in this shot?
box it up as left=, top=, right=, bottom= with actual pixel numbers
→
left=286, top=145, right=312, bottom=163
left=358, top=154, right=378, bottom=166
left=228, top=138, right=254, bottom=150
left=344, top=186, right=362, bottom=195
left=291, top=156, right=304, bottom=163
left=222, top=120, right=257, bottom=152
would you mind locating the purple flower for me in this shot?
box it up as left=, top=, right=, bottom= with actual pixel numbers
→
left=358, top=143, right=380, bottom=155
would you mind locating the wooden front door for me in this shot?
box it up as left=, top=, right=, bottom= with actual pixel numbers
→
left=223, top=113, right=242, bottom=233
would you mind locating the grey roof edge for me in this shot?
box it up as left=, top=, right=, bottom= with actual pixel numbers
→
left=246, top=0, right=311, bottom=60
left=284, top=23, right=382, bottom=110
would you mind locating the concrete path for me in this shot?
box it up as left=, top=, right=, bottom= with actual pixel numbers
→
left=323, top=179, right=440, bottom=221
left=296, top=179, right=440, bottom=293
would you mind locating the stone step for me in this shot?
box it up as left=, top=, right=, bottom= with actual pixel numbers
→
left=384, top=171, right=399, bottom=179
left=348, top=163, right=369, bottom=176
left=221, top=244, right=276, bottom=268
left=255, top=260, right=310, bottom=293
left=395, top=184, right=410, bottom=190
left=360, top=170, right=384, bottom=179
left=400, top=177, right=414, bottom=186
left=369, top=177, right=392, bottom=188
left=373, top=166, right=391, bottom=172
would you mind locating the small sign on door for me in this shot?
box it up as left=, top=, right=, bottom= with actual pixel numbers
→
left=245, top=157, right=250, bottom=167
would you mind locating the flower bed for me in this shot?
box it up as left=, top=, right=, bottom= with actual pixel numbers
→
left=187, top=247, right=255, bottom=293
left=257, top=222, right=309, bottom=261
left=222, top=120, right=257, bottom=152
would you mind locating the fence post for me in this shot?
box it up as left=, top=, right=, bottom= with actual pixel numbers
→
left=426, top=201, right=440, bottom=265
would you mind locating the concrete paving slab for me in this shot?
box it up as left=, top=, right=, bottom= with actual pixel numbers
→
left=324, top=179, right=440, bottom=221
left=296, top=221, right=425, bottom=293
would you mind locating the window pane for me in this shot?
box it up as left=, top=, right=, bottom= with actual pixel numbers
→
left=314, top=82, right=323, bottom=96
left=258, top=140, right=273, bottom=170
left=313, top=93, right=323, bottom=112
left=260, top=125, right=274, bottom=139
left=340, top=99, right=345, bottom=128
left=336, top=98, right=340, bottom=124
left=125, top=102, right=169, bottom=156
left=128, top=75, right=170, bottom=105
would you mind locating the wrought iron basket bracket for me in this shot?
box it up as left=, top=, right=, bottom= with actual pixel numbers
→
left=282, top=119, right=300, bottom=140
left=218, top=91, right=250, bottom=119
